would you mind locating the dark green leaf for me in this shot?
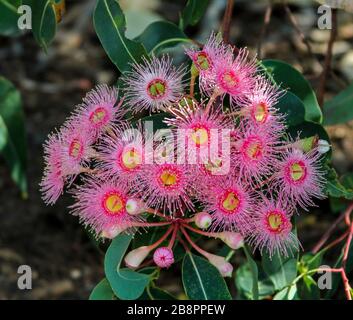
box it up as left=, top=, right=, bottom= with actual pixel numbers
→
left=262, top=252, right=297, bottom=291
left=273, top=284, right=297, bottom=300
left=262, top=60, right=323, bottom=124
left=139, top=287, right=177, bottom=300
left=323, top=81, right=353, bottom=126
left=325, top=167, right=353, bottom=199
left=275, top=91, right=305, bottom=126
left=89, top=278, right=116, bottom=300
left=0, top=77, right=27, bottom=195
left=243, top=246, right=259, bottom=300
left=235, top=263, right=275, bottom=300
left=180, top=0, right=209, bottom=30
left=0, top=0, right=22, bottom=36
left=104, top=233, right=151, bottom=300
left=182, top=252, right=232, bottom=300
left=93, top=0, right=148, bottom=73
left=136, top=20, right=190, bottom=54
left=25, top=0, right=56, bottom=50
left=298, top=275, right=320, bottom=300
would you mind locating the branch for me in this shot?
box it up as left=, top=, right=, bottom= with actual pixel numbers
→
left=257, top=1, right=273, bottom=59
left=221, top=0, right=235, bottom=44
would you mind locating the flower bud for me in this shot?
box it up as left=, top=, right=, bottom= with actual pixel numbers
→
left=153, top=247, right=174, bottom=268
left=317, top=139, right=330, bottom=154
left=194, top=211, right=212, bottom=229
left=207, top=253, right=233, bottom=277
left=295, top=135, right=319, bottom=152
left=126, top=198, right=146, bottom=215
left=124, top=246, right=151, bottom=269
left=218, top=231, right=244, bottom=250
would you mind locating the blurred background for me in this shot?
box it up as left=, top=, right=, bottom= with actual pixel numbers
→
left=0, top=0, right=352, bottom=299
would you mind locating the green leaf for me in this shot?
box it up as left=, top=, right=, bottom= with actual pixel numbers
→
left=179, top=0, right=209, bottom=30
left=325, top=167, right=353, bottom=199
left=139, top=287, right=177, bottom=300
left=235, top=263, right=275, bottom=300
left=182, top=252, right=232, bottom=300
left=323, top=81, right=353, bottom=126
left=273, top=284, right=297, bottom=300
left=275, top=91, right=305, bottom=126
left=298, top=275, right=320, bottom=300
left=0, top=0, right=22, bottom=36
left=0, top=77, right=27, bottom=195
left=262, top=252, right=297, bottom=291
left=25, top=0, right=56, bottom=50
left=104, top=234, right=151, bottom=300
left=89, top=278, right=116, bottom=300
left=262, top=59, right=323, bottom=124
left=243, top=246, right=259, bottom=300
left=341, top=172, right=353, bottom=192
left=93, top=0, right=148, bottom=73
left=135, top=20, right=190, bottom=54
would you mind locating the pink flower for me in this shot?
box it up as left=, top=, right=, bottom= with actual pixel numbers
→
left=185, top=32, right=233, bottom=94
left=96, top=122, right=145, bottom=186
left=166, top=101, right=233, bottom=166
left=59, top=119, right=94, bottom=176
left=73, top=84, right=124, bottom=138
left=271, top=147, right=326, bottom=210
left=207, top=253, right=233, bottom=277
left=153, top=247, right=174, bottom=268
left=214, top=48, right=258, bottom=106
left=233, top=125, right=282, bottom=184
left=70, top=177, right=137, bottom=237
left=40, top=133, right=65, bottom=205
left=132, top=163, right=194, bottom=215
left=247, top=196, right=299, bottom=257
left=122, top=55, right=185, bottom=113
left=198, top=177, right=253, bottom=233
left=243, top=77, right=285, bottom=129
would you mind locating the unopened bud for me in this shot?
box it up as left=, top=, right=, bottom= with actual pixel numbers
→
left=126, top=198, right=146, bottom=215
left=124, top=246, right=151, bottom=269
left=207, top=254, right=233, bottom=277
left=153, top=247, right=174, bottom=268
left=218, top=232, right=244, bottom=250
left=317, top=139, right=330, bottom=154
left=195, top=212, right=212, bottom=229
left=296, top=135, right=319, bottom=152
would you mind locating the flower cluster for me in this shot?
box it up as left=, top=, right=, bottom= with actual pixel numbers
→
left=41, top=33, right=327, bottom=276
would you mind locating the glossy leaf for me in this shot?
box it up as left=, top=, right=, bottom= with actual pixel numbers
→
left=0, top=0, right=22, bottom=36
left=179, top=0, right=209, bottom=30
left=275, top=91, right=305, bottom=126
left=25, top=0, right=57, bottom=50
left=139, top=287, right=177, bottom=300
left=93, top=0, right=148, bottom=73
left=325, top=167, right=353, bottom=199
left=243, top=246, right=259, bottom=300
left=323, top=81, right=353, bottom=126
left=262, top=59, right=323, bottom=124
left=273, top=284, right=297, bottom=300
left=262, top=252, right=297, bottom=291
left=89, top=278, right=115, bottom=300
left=0, top=77, right=27, bottom=195
left=136, top=20, right=190, bottom=54
left=104, top=233, right=151, bottom=300
left=182, top=252, right=232, bottom=300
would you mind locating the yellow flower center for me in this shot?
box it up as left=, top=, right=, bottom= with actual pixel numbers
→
left=245, top=139, right=263, bottom=160
left=222, top=71, right=238, bottom=88
left=159, top=170, right=178, bottom=187
left=69, top=139, right=83, bottom=159
left=89, top=107, right=107, bottom=125
left=289, top=161, right=306, bottom=182
left=253, top=102, right=268, bottom=123
left=267, top=212, right=284, bottom=233
left=196, top=52, right=211, bottom=70
left=103, top=192, right=125, bottom=215
left=190, top=126, right=209, bottom=146
left=221, top=191, right=240, bottom=212
left=147, top=79, right=167, bottom=99
left=121, top=147, right=142, bottom=170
